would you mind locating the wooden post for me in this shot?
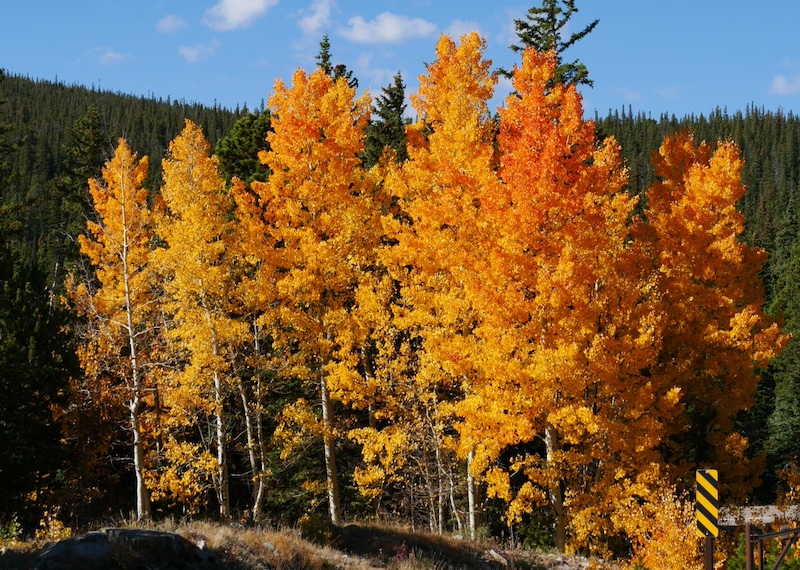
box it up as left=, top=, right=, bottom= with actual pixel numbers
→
left=745, top=523, right=752, bottom=570
left=705, top=534, right=714, bottom=570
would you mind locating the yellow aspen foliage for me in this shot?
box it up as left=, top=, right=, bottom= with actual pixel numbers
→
left=153, top=120, right=249, bottom=519
left=68, top=138, right=157, bottom=521
left=456, top=48, right=679, bottom=554
left=617, top=482, right=704, bottom=570
left=233, top=67, right=377, bottom=525
left=144, top=438, right=217, bottom=516
left=645, top=132, right=788, bottom=499
left=353, top=33, right=497, bottom=532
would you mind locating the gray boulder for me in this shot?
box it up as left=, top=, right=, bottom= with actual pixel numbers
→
left=34, top=528, right=217, bottom=569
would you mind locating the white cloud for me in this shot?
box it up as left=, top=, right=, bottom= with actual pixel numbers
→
left=612, top=87, right=642, bottom=102
left=780, top=57, right=800, bottom=72
left=771, top=75, right=800, bottom=96
left=499, top=8, right=524, bottom=46
left=355, top=52, right=396, bottom=90
left=178, top=39, right=221, bottom=63
left=298, top=0, right=334, bottom=36
left=339, top=12, right=436, bottom=44
left=494, top=74, right=514, bottom=103
left=91, top=48, right=130, bottom=65
left=157, top=14, right=189, bottom=34
left=654, top=86, right=678, bottom=99
left=203, top=0, right=277, bottom=31
left=444, top=20, right=481, bottom=40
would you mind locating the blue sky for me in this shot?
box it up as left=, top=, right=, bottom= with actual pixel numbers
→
left=3, top=0, right=800, bottom=119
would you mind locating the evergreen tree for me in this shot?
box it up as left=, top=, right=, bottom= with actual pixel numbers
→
left=0, top=68, right=75, bottom=525
left=55, top=106, right=111, bottom=235
left=363, top=72, right=409, bottom=168
left=215, top=110, right=272, bottom=186
left=766, top=238, right=800, bottom=478
left=316, top=34, right=358, bottom=89
left=0, top=245, right=75, bottom=523
left=507, top=0, right=598, bottom=87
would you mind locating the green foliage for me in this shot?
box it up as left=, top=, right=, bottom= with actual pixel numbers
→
left=214, top=110, right=272, bottom=185
left=0, top=241, right=75, bottom=520
left=0, top=514, right=22, bottom=542
left=364, top=72, right=409, bottom=168
left=315, top=34, right=358, bottom=88
left=0, top=72, right=244, bottom=280
left=508, top=0, right=599, bottom=87
left=766, top=238, right=800, bottom=480
left=726, top=531, right=800, bottom=570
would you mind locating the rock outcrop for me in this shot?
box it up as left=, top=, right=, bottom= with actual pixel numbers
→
left=34, top=527, right=217, bottom=569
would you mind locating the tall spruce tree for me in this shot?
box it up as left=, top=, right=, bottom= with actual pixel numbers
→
left=316, top=34, right=358, bottom=88
left=508, top=0, right=598, bottom=87
left=364, top=72, right=409, bottom=168
left=215, top=110, right=272, bottom=186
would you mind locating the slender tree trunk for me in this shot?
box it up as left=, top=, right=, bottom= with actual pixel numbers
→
left=545, top=422, right=566, bottom=552
left=423, top=451, right=437, bottom=533
left=447, top=464, right=463, bottom=534
left=213, top=370, right=230, bottom=520
left=467, top=449, right=477, bottom=540
left=320, top=373, right=341, bottom=525
left=121, top=195, right=151, bottom=522
left=238, top=377, right=265, bottom=522
left=129, top=393, right=151, bottom=521
left=254, top=373, right=268, bottom=522
left=435, top=435, right=444, bottom=534
left=252, top=327, right=268, bottom=521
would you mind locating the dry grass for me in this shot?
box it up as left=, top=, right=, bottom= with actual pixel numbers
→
left=0, top=518, right=595, bottom=569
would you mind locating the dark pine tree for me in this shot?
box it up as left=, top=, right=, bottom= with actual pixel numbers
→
left=766, top=237, right=800, bottom=488
left=0, top=70, right=76, bottom=526
left=215, top=110, right=272, bottom=186
left=507, top=0, right=598, bottom=87
left=315, top=34, right=358, bottom=88
left=363, top=72, right=409, bottom=168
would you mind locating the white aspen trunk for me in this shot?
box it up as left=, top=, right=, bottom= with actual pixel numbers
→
left=320, top=373, right=341, bottom=525
left=213, top=370, right=230, bottom=519
left=362, top=346, right=377, bottom=429
left=248, top=326, right=267, bottom=523
left=253, top=373, right=268, bottom=522
left=129, top=393, right=150, bottom=521
left=545, top=422, right=566, bottom=552
left=427, top=401, right=445, bottom=535
left=120, top=180, right=151, bottom=522
left=447, top=464, right=463, bottom=534
left=238, top=377, right=262, bottom=521
left=467, top=449, right=477, bottom=540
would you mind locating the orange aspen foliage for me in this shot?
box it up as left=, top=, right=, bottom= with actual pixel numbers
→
left=153, top=120, right=249, bottom=519
left=613, top=479, right=704, bottom=570
left=456, top=49, right=679, bottom=554
left=233, top=67, right=376, bottom=526
left=645, top=132, right=787, bottom=498
left=68, top=138, right=156, bottom=521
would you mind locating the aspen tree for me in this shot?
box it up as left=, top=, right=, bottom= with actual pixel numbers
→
left=357, top=32, right=497, bottom=534
left=457, top=49, right=676, bottom=554
left=646, top=132, right=786, bottom=498
left=69, top=139, right=156, bottom=521
left=234, top=68, right=375, bottom=525
left=153, top=120, right=251, bottom=519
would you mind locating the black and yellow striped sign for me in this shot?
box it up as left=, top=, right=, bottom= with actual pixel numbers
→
left=696, top=469, right=719, bottom=538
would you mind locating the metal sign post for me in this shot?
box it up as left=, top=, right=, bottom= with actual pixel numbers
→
left=696, top=469, right=719, bottom=570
